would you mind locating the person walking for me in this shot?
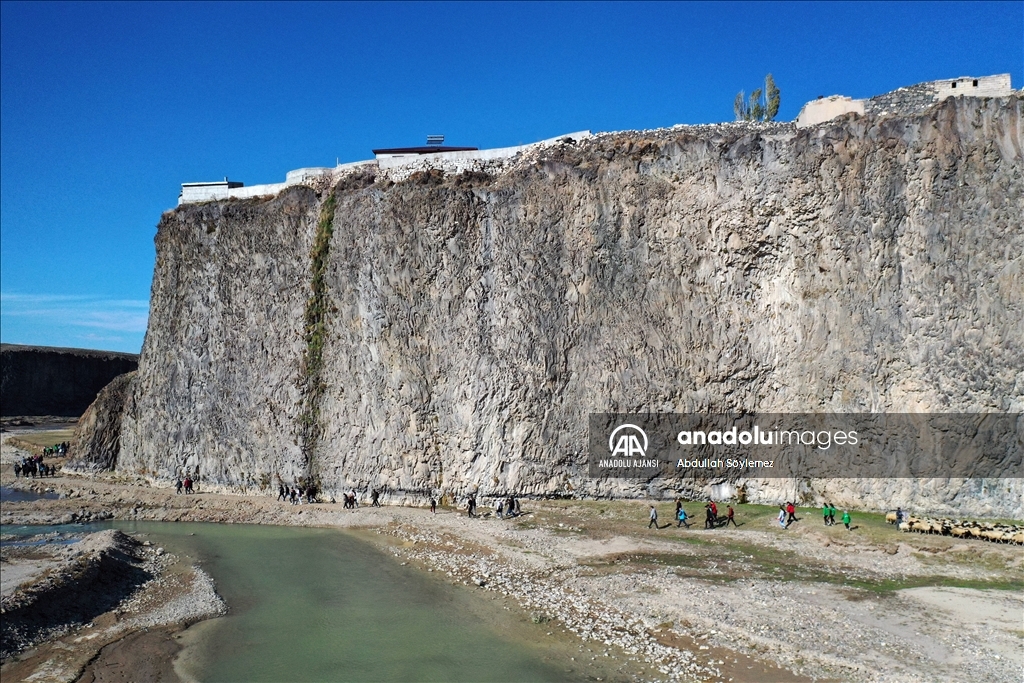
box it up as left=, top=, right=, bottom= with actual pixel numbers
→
left=677, top=506, right=690, bottom=528
left=785, top=501, right=798, bottom=527
left=842, top=510, right=852, bottom=530
left=828, top=502, right=837, bottom=526
left=175, top=478, right=183, bottom=495
left=778, top=505, right=787, bottom=528
left=648, top=505, right=659, bottom=529
left=496, top=499, right=504, bottom=519
left=430, top=497, right=437, bottom=514
left=468, top=495, right=477, bottom=518
left=822, top=502, right=830, bottom=526
left=725, top=505, right=738, bottom=527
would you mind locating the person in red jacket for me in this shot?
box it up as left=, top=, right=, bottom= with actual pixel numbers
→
left=785, top=501, right=798, bottom=527
left=726, top=505, right=738, bottom=527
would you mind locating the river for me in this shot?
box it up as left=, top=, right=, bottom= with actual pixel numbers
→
left=4, top=521, right=626, bottom=682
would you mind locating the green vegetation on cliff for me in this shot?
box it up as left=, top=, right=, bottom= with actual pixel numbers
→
left=298, top=190, right=337, bottom=474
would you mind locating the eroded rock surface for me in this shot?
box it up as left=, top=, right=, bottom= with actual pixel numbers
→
left=85, top=96, right=1022, bottom=516
left=68, top=371, right=135, bottom=471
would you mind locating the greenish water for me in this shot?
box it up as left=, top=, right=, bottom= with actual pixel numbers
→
left=109, top=522, right=606, bottom=683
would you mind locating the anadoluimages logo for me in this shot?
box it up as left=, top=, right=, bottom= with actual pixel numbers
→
left=608, top=424, right=649, bottom=458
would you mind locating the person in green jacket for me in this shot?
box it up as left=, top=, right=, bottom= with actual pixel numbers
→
left=842, top=510, right=852, bottom=530
left=822, top=503, right=830, bottom=526
left=828, top=503, right=837, bottom=526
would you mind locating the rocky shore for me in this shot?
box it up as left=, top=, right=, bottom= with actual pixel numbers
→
left=2, top=433, right=1022, bottom=682
left=1, top=526, right=224, bottom=682
left=2, top=437, right=226, bottom=682
left=2, top=529, right=150, bottom=658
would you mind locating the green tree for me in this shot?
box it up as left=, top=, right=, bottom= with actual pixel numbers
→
left=733, top=74, right=781, bottom=122
left=733, top=90, right=747, bottom=120
left=765, top=73, right=780, bottom=120
left=749, top=87, right=765, bottom=121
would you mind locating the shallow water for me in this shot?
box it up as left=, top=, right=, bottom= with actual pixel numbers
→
left=0, top=486, right=59, bottom=502
left=104, top=522, right=611, bottom=683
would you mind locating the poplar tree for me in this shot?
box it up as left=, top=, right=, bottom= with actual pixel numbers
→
left=765, top=74, right=780, bottom=121
left=733, top=74, right=781, bottom=122
left=749, top=88, right=765, bottom=121
left=733, top=91, right=747, bottom=120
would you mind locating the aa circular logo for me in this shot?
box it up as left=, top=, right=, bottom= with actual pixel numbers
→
left=608, top=424, right=649, bottom=458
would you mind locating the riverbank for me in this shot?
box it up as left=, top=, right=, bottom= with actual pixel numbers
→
left=2, top=432, right=1022, bottom=682
left=0, top=525, right=224, bottom=682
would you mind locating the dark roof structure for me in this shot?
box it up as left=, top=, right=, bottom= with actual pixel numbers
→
left=372, top=146, right=478, bottom=155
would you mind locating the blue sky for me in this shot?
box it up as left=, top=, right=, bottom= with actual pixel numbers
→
left=1, top=1, right=1021, bottom=353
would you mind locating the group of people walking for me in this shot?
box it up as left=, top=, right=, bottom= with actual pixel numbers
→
left=821, top=502, right=852, bottom=530
left=775, top=501, right=852, bottom=530
left=175, top=475, right=197, bottom=494
left=494, top=495, right=521, bottom=519
left=648, top=499, right=856, bottom=532
left=461, top=494, right=524, bottom=519
left=13, top=455, right=57, bottom=478
left=43, top=442, right=69, bottom=457
left=649, top=499, right=737, bottom=529
left=276, top=483, right=319, bottom=504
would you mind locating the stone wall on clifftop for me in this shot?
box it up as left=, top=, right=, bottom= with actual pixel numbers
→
left=113, top=95, right=1022, bottom=517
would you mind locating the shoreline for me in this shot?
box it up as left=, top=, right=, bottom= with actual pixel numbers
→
left=2, top=434, right=1023, bottom=682
left=0, top=526, right=224, bottom=683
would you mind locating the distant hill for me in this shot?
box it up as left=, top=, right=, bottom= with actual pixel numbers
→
left=1, top=344, right=139, bottom=417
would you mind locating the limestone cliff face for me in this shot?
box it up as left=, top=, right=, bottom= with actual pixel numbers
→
left=112, top=96, right=1022, bottom=515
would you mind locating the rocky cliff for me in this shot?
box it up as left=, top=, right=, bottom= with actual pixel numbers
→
left=1, top=344, right=139, bottom=417
left=77, top=95, right=1023, bottom=517
left=67, top=372, right=135, bottom=471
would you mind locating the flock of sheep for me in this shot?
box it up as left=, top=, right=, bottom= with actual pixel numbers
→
left=886, top=512, right=1024, bottom=544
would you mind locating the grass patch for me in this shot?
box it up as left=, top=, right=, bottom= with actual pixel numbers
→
left=9, top=429, right=76, bottom=448
left=526, top=499, right=1022, bottom=588
left=581, top=542, right=1024, bottom=595
left=842, top=575, right=1024, bottom=594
